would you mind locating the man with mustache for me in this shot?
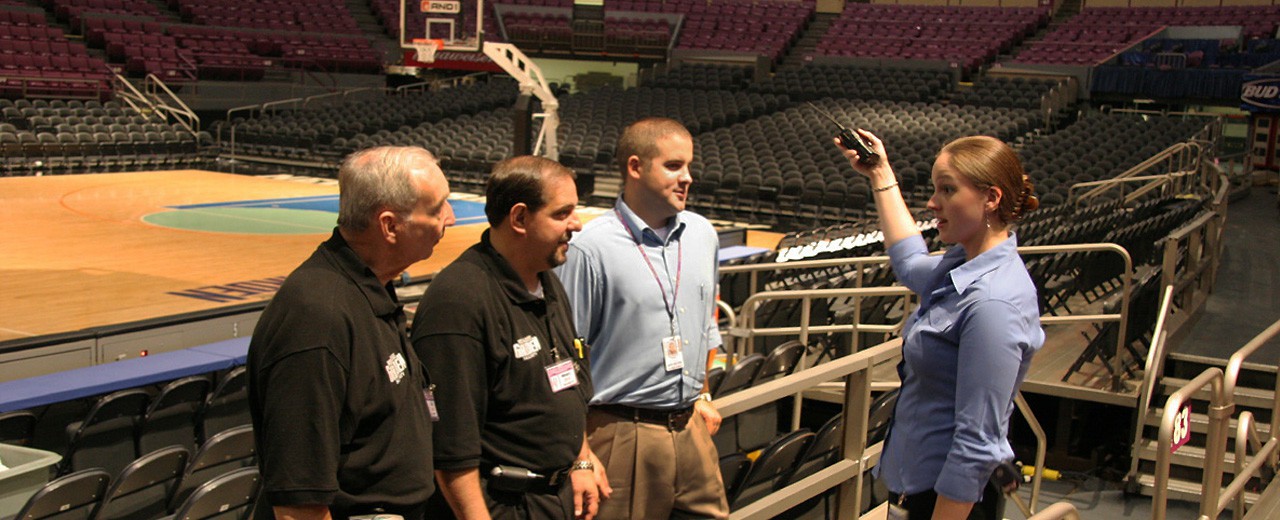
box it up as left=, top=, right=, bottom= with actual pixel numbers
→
left=558, top=118, right=730, bottom=519
left=412, top=156, right=607, bottom=519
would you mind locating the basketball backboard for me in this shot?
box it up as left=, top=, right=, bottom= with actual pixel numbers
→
left=399, top=0, right=484, bottom=55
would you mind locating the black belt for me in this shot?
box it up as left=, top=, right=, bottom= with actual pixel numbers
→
left=594, top=403, right=694, bottom=431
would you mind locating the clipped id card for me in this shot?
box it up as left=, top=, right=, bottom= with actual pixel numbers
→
left=546, top=359, right=578, bottom=392
left=662, top=335, right=684, bottom=371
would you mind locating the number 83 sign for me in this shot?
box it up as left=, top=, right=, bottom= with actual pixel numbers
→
left=1171, top=404, right=1192, bottom=454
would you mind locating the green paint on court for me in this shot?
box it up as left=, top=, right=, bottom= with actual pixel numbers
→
left=143, top=207, right=336, bottom=235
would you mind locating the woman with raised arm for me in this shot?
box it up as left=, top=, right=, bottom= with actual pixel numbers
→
left=835, top=132, right=1044, bottom=520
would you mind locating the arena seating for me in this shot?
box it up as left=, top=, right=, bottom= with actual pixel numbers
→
left=690, top=98, right=1040, bottom=230
left=669, top=0, right=811, bottom=63
left=950, top=75, right=1068, bottom=111
left=71, top=0, right=380, bottom=77
left=228, top=79, right=519, bottom=164
left=1014, top=6, right=1280, bottom=65
left=1091, top=38, right=1280, bottom=101
left=814, top=4, right=1047, bottom=72
left=751, top=64, right=952, bottom=103
left=0, top=6, right=113, bottom=99
left=1017, top=112, right=1210, bottom=203
left=643, top=62, right=752, bottom=91
left=555, top=86, right=787, bottom=168
left=0, top=98, right=215, bottom=175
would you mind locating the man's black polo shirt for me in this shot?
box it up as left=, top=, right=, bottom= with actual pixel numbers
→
left=248, top=229, right=435, bottom=519
left=411, top=231, right=591, bottom=474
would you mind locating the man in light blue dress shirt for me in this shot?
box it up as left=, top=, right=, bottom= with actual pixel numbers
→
left=557, top=117, right=730, bottom=519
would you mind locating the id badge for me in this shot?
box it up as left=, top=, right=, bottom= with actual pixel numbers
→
left=886, top=503, right=908, bottom=520
left=545, top=359, right=579, bottom=392
left=662, top=335, right=684, bottom=371
left=424, top=387, right=439, bottom=422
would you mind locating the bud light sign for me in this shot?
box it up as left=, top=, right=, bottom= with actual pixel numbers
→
left=422, top=0, right=461, bottom=13
left=1241, top=76, right=1280, bottom=111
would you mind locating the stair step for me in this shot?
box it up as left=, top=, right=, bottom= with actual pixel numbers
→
left=1132, top=474, right=1261, bottom=504
left=1135, top=439, right=1240, bottom=469
left=1160, top=377, right=1277, bottom=409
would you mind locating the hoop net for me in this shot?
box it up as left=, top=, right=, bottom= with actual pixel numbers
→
left=410, top=38, right=444, bottom=64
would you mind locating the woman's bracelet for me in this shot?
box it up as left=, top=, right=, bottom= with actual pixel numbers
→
left=873, top=181, right=898, bottom=193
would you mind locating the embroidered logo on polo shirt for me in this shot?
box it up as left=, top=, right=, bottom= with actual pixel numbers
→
left=385, top=353, right=407, bottom=384
left=512, top=335, right=542, bottom=360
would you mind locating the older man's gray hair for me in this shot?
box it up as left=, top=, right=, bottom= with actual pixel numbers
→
left=337, top=146, right=439, bottom=233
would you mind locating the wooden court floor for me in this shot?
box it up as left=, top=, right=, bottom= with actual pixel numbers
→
left=0, top=170, right=490, bottom=343
left=1, top=170, right=783, bottom=344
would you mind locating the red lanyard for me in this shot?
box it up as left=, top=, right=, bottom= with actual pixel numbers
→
left=615, top=208, right=682, bottom=322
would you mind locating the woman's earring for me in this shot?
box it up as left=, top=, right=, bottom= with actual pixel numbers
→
left=984, top=213, right=991, bottom=230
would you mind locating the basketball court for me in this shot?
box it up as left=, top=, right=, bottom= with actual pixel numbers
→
left=0, top=170, right=495, bottom=342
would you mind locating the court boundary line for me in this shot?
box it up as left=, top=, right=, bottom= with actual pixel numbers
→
left=0, top=326, right=36, bottom=337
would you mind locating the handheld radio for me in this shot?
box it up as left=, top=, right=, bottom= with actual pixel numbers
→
left=808, top=101, right=879, bottom=166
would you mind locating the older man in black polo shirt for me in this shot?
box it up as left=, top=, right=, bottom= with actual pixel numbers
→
left=248, top=146, right=455, bottom=520
left=411, top=156, right=608, bottom=520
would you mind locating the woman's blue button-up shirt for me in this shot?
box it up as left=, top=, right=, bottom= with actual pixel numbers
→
left=874, top=233, right=1045, bottom=503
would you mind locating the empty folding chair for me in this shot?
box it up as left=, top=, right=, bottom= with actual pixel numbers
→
left=718, top=452, right=751, bottom=503
left=199, top=367, right=248, bottom=444
left=168, top=425, right=255, bottom=511
left=777, top=414, right=845, bottom=519
left=138, top=376, right=211, bottom=457
left=64, top=389, right=149, bottom=476
left=711, top=353, right=765, bottom=455
left=11, top=469, right=111, bottom=520
left=0, top=410, right=37, bottom=445
left=91, top=446, right=190, bottom=520
left=736, top=341, right=808, bottom=452
left=167, top=467, right=259, bottom=520
left=729, top=429, right=814, bottom=509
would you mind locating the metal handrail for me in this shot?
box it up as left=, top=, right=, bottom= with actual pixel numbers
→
left=1230, top=411, right=1280, bottom=520
left=1027, top=501, right=1081, bottom=520
left=1153, top=368, right=1229, bottom=520
left=1015, top=393, right=1048, bottom=515
left=1218, top=319, right=1280, bottom=519
left=1128, top=286, right=1175, bottom=484
left=724, top=242, right=1136, bottom=388
left=143, top=74, right=199, bottom=133
left=1223, top=319, right=1280, bottom=399
left=1071, top=140, right=1207, bottom=205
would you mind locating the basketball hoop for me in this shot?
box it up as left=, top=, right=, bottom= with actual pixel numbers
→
left=410, top=38, right=444, bottom=64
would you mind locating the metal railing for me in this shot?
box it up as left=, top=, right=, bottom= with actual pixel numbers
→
left=1070, top=140, right=1208, bottom=205
left=1153, top=367, right=1230, bottom=520
left=722, top=242, right=1137, bottom=390
left=144, top=74, right=199, bottom=134
left=1127, top=286, right=1176, bottom=485
left=1220, top=319, right=1280, bottom=520
left=1027, top=501, right=1082, bottom=520
left=1160, top=170, right=1229, bottom=320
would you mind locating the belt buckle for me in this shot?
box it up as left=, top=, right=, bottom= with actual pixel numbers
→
left=668, top=409, right=688, bottom=430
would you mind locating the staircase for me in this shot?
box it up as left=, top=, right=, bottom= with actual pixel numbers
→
left=996, top=0, right=1082, bottom=64
left=775, top=12, right=837, bottom=70
left=1126, top=358, right=1277, bottom=507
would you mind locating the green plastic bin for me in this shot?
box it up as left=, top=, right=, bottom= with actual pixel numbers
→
left=0, top=443, right=63, bottom=517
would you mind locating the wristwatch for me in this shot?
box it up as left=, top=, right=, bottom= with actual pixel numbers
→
left=696, top=393, right=713, bottom=403
left=571, top=460, right=594, bottom=471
